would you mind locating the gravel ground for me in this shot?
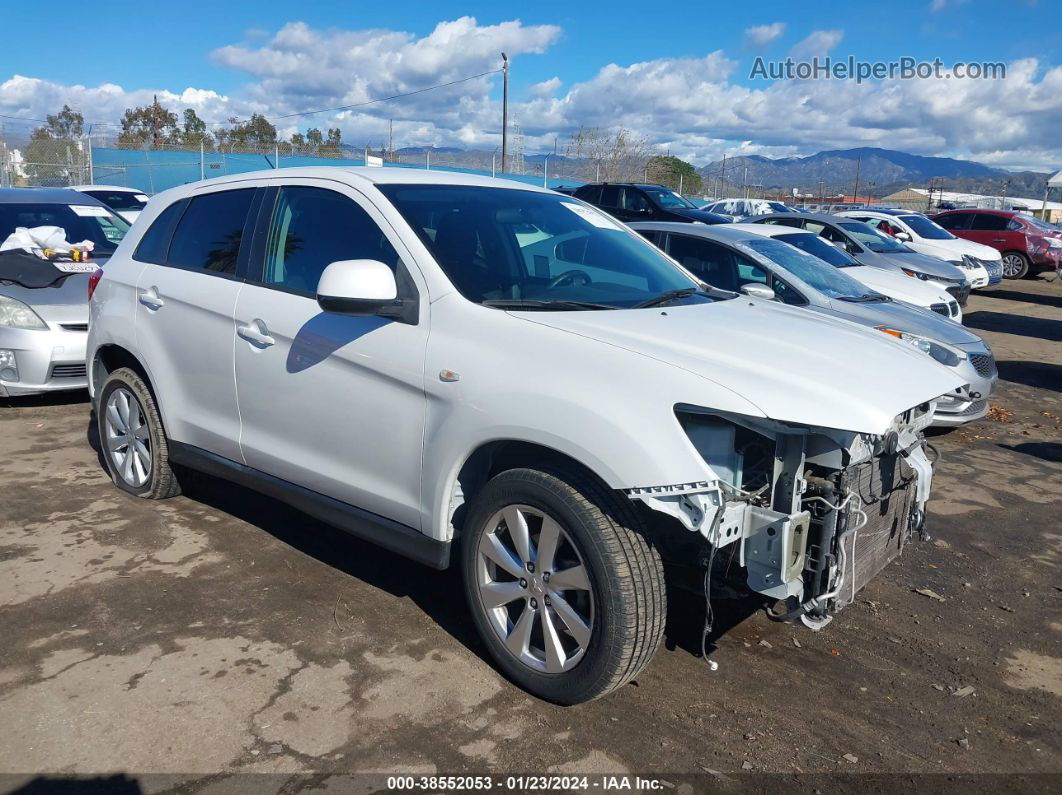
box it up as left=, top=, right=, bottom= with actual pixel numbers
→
left=0, top=278, right=1059, bottom=791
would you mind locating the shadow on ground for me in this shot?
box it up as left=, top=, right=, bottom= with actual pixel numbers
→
left=981, top=287, right=1062, bottom=309
left=964, top=311, right=1062, bottom=343
left=995, top=360, right=1062, bottom=393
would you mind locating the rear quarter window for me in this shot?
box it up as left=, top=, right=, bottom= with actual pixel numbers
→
left=133, top=200, right=186, bottom=264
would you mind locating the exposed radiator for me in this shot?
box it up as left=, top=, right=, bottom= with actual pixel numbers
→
left=836, top=453, right=916, bottom=607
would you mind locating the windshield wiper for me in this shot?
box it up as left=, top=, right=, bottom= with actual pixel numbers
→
left=838, top=293, right=890, bottom=303
left=482, top=299, right=618, bottom=311
left=634, top=287, right=701, bottom=308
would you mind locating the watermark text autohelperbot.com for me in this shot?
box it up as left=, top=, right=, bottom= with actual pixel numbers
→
left=750, top=56, right=1006, bottom=84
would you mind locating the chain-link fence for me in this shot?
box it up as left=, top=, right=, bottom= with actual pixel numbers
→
left=1, top=135, right=92, bottom=188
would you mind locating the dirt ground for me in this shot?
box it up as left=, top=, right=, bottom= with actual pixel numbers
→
left=0, top=278, right=1060, bottom=790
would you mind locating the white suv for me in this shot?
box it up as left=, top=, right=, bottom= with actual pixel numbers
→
left=87, top=168, right=963, bottom=703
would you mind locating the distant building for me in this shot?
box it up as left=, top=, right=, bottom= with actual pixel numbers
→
left=878, top=188, right=932, bottom=210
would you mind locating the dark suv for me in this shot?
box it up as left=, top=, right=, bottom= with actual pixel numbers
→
left=572, top=183, right=730, bottom=225
left=931, top=209, right=1062, bottom=279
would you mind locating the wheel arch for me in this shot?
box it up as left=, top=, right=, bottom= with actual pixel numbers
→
left=92, top=344, right=158, bottom=413
left=437, top=438, right=622, bottom=544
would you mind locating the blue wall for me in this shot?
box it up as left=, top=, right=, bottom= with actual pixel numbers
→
left=90, top=148, right=583, bottom=194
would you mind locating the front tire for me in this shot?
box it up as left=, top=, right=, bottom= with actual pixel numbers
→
left=1001, top=251, right=1030, bottom=279
left=460, top=467, right=665, bottom=704
left=98, top=367, right=180, bottom=500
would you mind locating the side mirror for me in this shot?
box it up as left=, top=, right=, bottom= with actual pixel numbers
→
left=740, top=283, right=776, bottom=301
left=316, top=259, right=397, bottom=316
left=895, top=231, right=912, bottom=242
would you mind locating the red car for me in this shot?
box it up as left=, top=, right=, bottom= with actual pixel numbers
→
left=931, top=209, right=1062, bottom=279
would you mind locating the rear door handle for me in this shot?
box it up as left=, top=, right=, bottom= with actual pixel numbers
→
left=992, top=238, right=1006, bottom=243
left=138, top=287, right=164, bottom=310
left=237, top=320, right=276, bottom=347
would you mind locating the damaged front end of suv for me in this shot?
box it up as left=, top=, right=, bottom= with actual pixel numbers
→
left=629, top=401, right=937, bottom=628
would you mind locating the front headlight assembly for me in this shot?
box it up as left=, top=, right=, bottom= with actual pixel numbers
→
left=901, top=268, right=935, bottom=281
left=0, top=295, right=48, bottom=329
left=876, top=327, right=963, bottom=367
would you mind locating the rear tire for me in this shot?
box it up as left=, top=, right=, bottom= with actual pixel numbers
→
left=1001, top=251, right=1030, bottom=279
left=460, top=466, right=665, bottom=704
left=98, top=367, right=181, bottom=500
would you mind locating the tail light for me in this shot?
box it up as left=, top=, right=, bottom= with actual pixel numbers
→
left=88, top=268, right=104, bottom=300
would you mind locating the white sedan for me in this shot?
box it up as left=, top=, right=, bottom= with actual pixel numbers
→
left=837, top=209, right=1003, bottom=288
left=729, top=223, right=963, bottom=322
left=69, top=185, right=149, bottom=224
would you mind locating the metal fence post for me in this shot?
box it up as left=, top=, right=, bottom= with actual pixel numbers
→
left=200, top=141, right=205, bottom=180
left=87, top=136, right=94, bottom=185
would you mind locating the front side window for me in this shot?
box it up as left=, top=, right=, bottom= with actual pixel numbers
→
left=167, top=189, right=255, bottom=274
left=261, top=187, right=398, bottom=294
left=935, top=212, right=972, bottom=230
left=379, top=185, right=707, bottom=309
left=0, top=202, right=130, bottom=254
left=621, top=188, right=651, bottom=213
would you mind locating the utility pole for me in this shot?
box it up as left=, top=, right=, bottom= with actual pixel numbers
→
left=743, top=165, right=748, bottom=199
left=543, top=151, right=552, bottom=188
left=852, top=155, right=861, bottom=204
left=500, top=53, right=509, bottom=173
left=720, top=154, right=727, bottom=197
left=388, top=119, right=393, bottom=162
left=200, top=140, right=205, bottom=180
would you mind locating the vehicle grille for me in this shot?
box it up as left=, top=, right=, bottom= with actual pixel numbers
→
left=837, top=453, right=916, bottom=606
left=50, top=363, right=87, bottom=379
left=60, top=323, right=88, bottom=332
left=957, top=398, right=989, bottom=417
left=968, top=352, right=996, bottom=378
left=945, top=284, right=971, bottom=306
left=984, top=260, right=1003, bottom=281
left=929, top=303, right=949, bottom=317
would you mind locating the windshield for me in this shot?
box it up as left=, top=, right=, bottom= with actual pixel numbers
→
left=0, top=202, right=130, bottom=254
left=379, top=185, right=709, bottom=309
left=774, top=232, right=860, bottom=267
left=83, top=190, right=148, bottom=211
left=837, top=221, right=911, bottom=253
left=899, top=214, right=954, bottom=240
left=741, top=237, right=879, bottom=300
left=767, top=202, right=795, bottom=213
left=645, top=188, right=696, bottom=209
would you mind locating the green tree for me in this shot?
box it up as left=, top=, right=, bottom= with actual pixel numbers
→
left=319, top=127, right=343, bottom=157
left=21, top=105, right=87, bottom=184
left=117, top=96, right=179, bottom=148
left=180, top=108, right=210, bottom=149
left=305, top=128, right=324, bottom=153
left=646, top=155, right=702, bottom=194
left=226, top=113, right=277, bottom=150
left=289, top=132, right=306, bottom=152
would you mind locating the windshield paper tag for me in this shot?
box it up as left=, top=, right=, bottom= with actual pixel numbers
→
left=561, top=202, right=622, bottom=230
left=53, top=262, right=100, bottom=273
left=135, top=195, right=149, bottom=203
left=71, top=205, right=110, bottom=217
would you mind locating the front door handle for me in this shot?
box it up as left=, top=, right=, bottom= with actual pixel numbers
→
left=237, top=320, right=275, bottom=347
left=992, top=238, right=1006, bottom=243
left=138, top=287, right=164, bottom=310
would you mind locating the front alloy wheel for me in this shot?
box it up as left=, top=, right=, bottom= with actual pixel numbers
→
left=461, top=467, right=665, bottom=704
left=104, top=387, right=152, bottom=488
left=476, top=504, right=594, bottom=673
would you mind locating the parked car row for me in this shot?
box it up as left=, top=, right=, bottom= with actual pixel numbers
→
left=0, top=170, right=1003, bottom=706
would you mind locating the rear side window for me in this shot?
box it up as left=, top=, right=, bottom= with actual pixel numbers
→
left=167, top=189, right=255, bottom=274
left=969, top=214, right=1009, bottom=231
left=599, top=186, right=620, bottom=207
left=133, top=200, right=185, bottom=264
left=573, top=185, right=601, bottom=203
left=259, top=187, right=399, bottom=295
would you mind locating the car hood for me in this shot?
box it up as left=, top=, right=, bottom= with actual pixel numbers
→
left=669, top=208, right=731, bottom=225
left=514, top=299, right=965, bottom=435
left=822, top=297, right=982, bottom=346
left=915, top=237, right=1001, bottom=262
left=842, top=266, right=952, bottom=307
left=0, top=271, right=92, bottom=324
left=876, top=250, right=968, bottom=280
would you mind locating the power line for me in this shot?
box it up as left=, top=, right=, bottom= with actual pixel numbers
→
left=0, top=68, right=504, bottom=130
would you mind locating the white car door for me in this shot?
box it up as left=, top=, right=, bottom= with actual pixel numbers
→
left=134, top=186, right=259, bottom=460
left=233, top=181, right=429, bottom=530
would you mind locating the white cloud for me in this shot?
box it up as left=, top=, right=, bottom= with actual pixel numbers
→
left=2, top=19, right=1061, bottom=170
left=744, top=23, right=786, bottom=49
left=790, top=29, right=844, bottom=58
left=930, top=0, right=969, bottom=11
left=530, top=77, right=562, bottom=96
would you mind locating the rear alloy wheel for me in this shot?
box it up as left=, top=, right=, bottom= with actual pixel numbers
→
left=98, top=367, right=181, bottom=499
left=1000, top=251, right=1030, bottom=279
left=461, top=467, right=665, bottom=704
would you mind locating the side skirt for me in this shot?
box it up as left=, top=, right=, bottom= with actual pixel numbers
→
left=169, top=442, right=450, bottom=570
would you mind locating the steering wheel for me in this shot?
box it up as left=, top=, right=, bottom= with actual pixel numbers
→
left=548, top=269, right=593, bottom=289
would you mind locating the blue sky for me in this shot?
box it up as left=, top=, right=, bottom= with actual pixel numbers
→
left=1, top=0, right=1060, bottom=168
